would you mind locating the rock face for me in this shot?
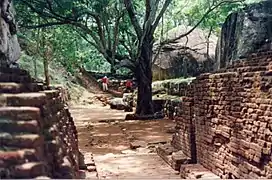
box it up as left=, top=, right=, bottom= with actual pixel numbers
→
left=215, top=0, right=272, bottom=69
left=153, top=25, right=217, bottom=80
left=0, top=0, right=21, bottom=68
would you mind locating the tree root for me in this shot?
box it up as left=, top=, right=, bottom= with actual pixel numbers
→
left=125, top=113, right=164, bottom=120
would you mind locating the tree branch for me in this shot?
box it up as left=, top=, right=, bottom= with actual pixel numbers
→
left=112, top=11, right=125, bottom=62
left=20, top=0, right=59, bottom=20
left=19, top=21, right=70, bottom=29
left=124, top=0, right=143, bottom=39
left=161, top=0, right=244, bottom=45
left=120, top=40, right=135, bottom=61
left=151, top=0, right=171, bottom=33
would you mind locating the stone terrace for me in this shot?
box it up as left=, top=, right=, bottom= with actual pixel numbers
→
left=0, top=68, right=83, bottom=178
left=158, top=51, right=272, bottom=179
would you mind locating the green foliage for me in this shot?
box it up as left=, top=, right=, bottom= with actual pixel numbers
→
left=14, top=0, right=262, bottom=78
left=14, top=0, right=132, bottom=75
left=19, top=51, right=86, bottom=101
left=155, top=0, right=262, bottom=39
left=17, top=19, right=110, bottom=75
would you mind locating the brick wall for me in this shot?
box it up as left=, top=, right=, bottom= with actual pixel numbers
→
left=171, top=89, right=196, bottom=162
left=0, top=68, right=80, bottom=178
left=171, top=51, right=272, bottom=178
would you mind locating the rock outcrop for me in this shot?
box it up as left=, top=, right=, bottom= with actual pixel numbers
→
left=215, top=0, right=272, bottom=69
left=153, top=25, right=217, bottom=80
left=0, top=0, right=21, bottom=68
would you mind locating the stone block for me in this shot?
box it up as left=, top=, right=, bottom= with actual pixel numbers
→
left=12, top=162, right=47, bottom=178
left=0, top=107, right=40, bottom=120
left=1, top=133, right=43, bottom=148
left=2, top=93, right=46, bottom=107
left=0, top=119, right=39, bottom=133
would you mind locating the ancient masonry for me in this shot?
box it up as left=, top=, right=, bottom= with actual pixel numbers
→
left=158, top=51, right=272, bottom=179
left=0, top=68, right=95, bottom=178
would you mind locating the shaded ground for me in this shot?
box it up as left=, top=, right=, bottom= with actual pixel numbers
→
left=70, top=96, right=179, bottom=179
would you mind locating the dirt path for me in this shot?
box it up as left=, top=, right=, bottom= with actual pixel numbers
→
left=70, top=99, right=180, bottom=179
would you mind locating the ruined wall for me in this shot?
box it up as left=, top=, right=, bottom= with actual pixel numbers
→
left=171, top=87, right=196, bottom=162
left=172, top=51, right=272, bottom=179
left=0, top=68, right=80, bottom=178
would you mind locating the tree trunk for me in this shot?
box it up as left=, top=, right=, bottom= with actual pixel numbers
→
left=43, top=57, right=50, bottom=86
left=110, top=65, right=116, bottom=74
left=33, top=58, right=37, bottom=79
left=135, top=34, right=154, bottom=116
left=43, top=45, right=50, bottom=86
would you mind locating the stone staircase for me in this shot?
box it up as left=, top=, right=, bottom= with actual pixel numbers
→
left=0, top=67, right=82, bottom=178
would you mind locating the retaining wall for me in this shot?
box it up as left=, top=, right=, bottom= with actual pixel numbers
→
left=171, top=51, right=272, bottom=178
left=0, top=68, right=80, bottom=178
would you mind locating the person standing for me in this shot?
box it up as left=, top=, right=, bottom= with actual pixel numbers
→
left=101, top=76, right=109, bottom=91
left=125, top=79, right=133, bottom=93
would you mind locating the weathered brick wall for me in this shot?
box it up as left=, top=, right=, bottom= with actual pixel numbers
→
left=194, top=72, right=241, bottom=178
left=0, top=68, right=80, bottom=178
left=171, top=51, right=272, bottom=179
left=171, top=84, right=196, bottom=162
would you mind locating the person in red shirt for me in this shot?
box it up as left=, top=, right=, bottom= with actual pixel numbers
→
left=125, top=79, right=132, bottom=93
left=101, top=76, right=108, bottom=91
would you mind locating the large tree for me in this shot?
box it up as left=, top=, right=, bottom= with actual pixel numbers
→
left=15, top=0, right=246, bottom=117
left=123, top=0, right=244, bottom=117
left=123, top=0, right=171, bottom=116
left=15, top=0, right=137, bottom=73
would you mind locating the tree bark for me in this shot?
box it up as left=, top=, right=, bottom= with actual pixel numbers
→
left=43, top=41, right=50, bottom=87
left=110, top=65, right=116, bottom=74
left=43, top=56, right=50, bottom=86
left=135, top=33, right=154, bottom=116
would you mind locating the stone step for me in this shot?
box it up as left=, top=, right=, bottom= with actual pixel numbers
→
left=11, top=162, right=48, bottom=178
left=0, top=107, right=41, bottom=120
left=156, top=144, right=191, bottom=171
left=35, top=176, right=51, bottom=179
left=0, top=119, right=40, bottom=133
left=0, top=67, right=29, bottom=76
left=0, top=72, right=32, bottom=83
left=0, top=133, right=43, bottom=149
left=41, top=90, right=60, bottom=99
left=180, top=164, right=220, bottom=179
left=0, top=149, right=42, bottom=168
left=0, top=83, right=44, bottom=93
left=1, top=93, right=46, bottom=107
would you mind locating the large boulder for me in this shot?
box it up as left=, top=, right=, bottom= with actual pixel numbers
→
left=215, top=0, right=272, bottom=69
left=0, top=0, right=21, bottom=68
left=153, top=25, right=217, bottom=80
left=108, top=98, right=127, bottom=110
